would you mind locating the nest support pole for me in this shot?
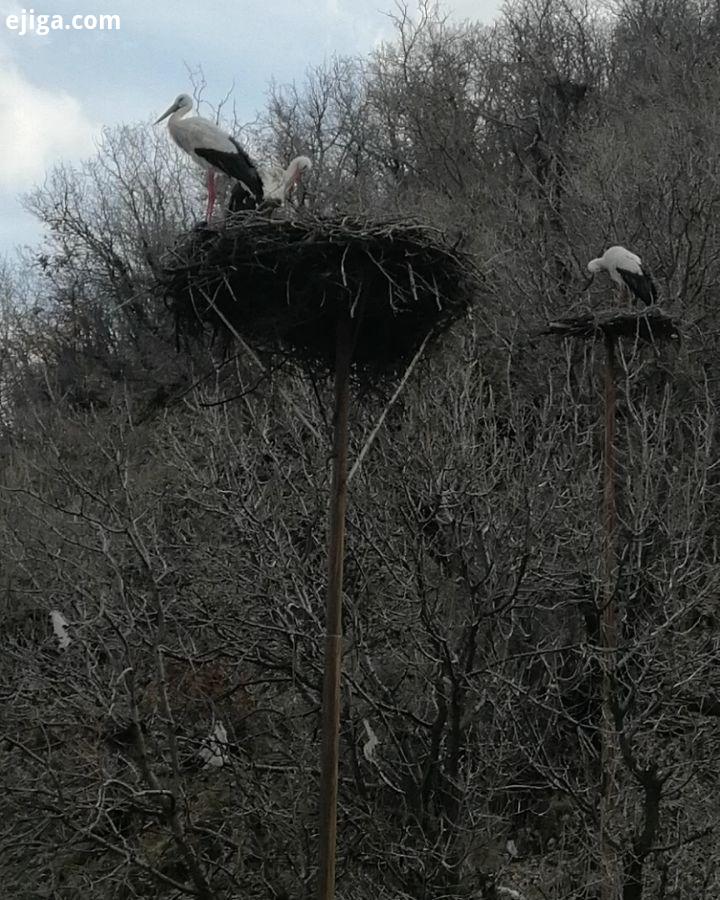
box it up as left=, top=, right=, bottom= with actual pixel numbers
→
left=540, top=310, right=681, bottom=900
left=159, top=221, right=477, bottom=897
left=600, top=332, right=618, bottom=900
left=318, top=310, right=353, bottom=900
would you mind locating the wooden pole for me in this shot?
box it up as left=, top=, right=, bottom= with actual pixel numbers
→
left=318, top=310, right=353, bottom=900
left=600, top=332, right=618, bottom=900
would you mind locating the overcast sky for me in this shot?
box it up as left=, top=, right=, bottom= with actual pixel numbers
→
left=0, top=0, right=501, bottom=258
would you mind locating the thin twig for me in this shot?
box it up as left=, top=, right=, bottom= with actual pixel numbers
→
left=348, top=329, right=434, bottom=484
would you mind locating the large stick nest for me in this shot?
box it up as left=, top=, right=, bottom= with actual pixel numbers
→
left=159, top=213, right=478, bottom=373
left=543, top=308, right=681, bottom=343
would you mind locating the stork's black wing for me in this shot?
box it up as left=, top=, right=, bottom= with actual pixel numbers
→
left=195, top=138, right=264, bottom=207
left=228, top=180, right=263, bottom=213
left=617, top=267, right=658, bottom=306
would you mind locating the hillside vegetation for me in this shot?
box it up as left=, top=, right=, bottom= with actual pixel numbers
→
left=2, top=1, right=720, bottom=897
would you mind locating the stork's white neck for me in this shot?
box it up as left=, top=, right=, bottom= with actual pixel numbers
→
left=283, top=156, right=311, bottom=189
left=166, top=105, right=194, bottom=146
left=283, top=161, right=300, bottom=188
left=170, top=105, right=192, bottom=123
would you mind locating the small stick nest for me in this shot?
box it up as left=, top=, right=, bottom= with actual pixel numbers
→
left=160, top=213, right=477, bottom=373
left=544, top=308, right=681, bottom=343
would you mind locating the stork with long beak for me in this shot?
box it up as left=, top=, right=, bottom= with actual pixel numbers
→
left=230, top=155, right=313, bottom=213
left=587, top=246, right=658, bottom=306
left=155, top=93, right=264, bottom=222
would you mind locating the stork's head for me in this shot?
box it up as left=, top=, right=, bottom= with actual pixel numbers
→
left=155, top=93, right=193, bottom=124
left=587, top=257, right=603, bottom=274
left=287, top=155, right=313, bottom=187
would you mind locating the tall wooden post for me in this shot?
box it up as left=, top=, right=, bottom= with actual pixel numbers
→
left=318, top=311, right=353, bottom=900
left=543, top=309, right=680, bottom=900
left=600, top=332, right=618, bottom=900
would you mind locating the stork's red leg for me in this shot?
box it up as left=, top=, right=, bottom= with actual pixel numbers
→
left=206, top=169, right=217, bottom=222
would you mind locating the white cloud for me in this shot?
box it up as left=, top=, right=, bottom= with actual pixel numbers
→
left=0, top=59, right=99, bottom=189
left=448, top=0, right=501, bottom=23
left=0, top=198, right=42, bottom=250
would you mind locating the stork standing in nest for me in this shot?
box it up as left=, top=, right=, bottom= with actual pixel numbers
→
left=229, top=155, right=313, bottom=213
left=263, top=156, right=312, bottom=204
left=587, top=246, right=658, bottom=306
left=155, top=93, right=264, bottom=222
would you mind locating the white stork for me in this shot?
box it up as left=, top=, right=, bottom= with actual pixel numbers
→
left=263, top=155, right=312, bottom=203
left=587, top=246, right=658, bottom=306
left=154, top=93, right=264, bottom=222
left=229, top=155, right=312, bottom=213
